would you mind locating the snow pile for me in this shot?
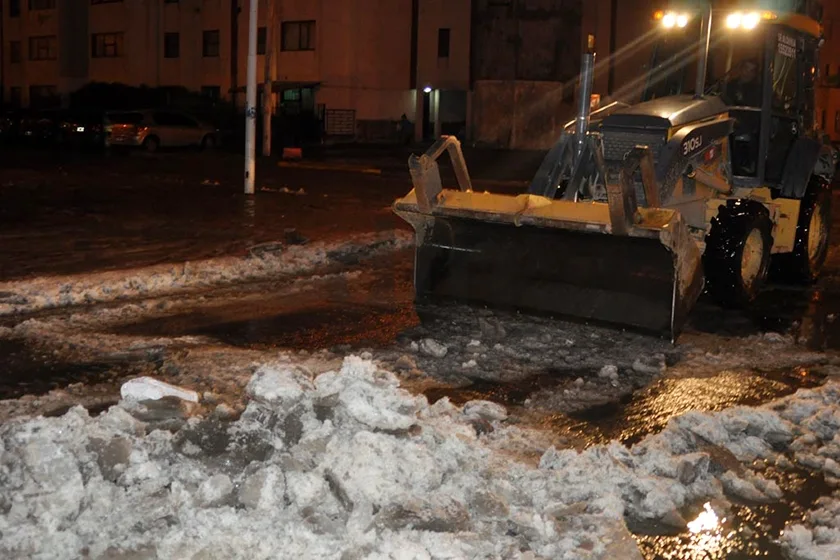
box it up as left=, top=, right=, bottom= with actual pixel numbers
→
left=775, top=384, right=840, bottom=559
left=0, top=229, right=411, bottom=316
left=121, top=377, right=201, bottom=403
left=3, top=356, right=840, bottom=559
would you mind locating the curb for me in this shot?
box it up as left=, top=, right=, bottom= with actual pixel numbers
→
left=277, top=160, right=383, bottom=175
left=275, top=160, right=531, bottom=188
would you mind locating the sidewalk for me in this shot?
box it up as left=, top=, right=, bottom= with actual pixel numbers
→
left=279, top=143, right=546, bottom=184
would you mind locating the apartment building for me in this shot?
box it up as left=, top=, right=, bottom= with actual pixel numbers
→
left=1, top=0, right=471, bottom=140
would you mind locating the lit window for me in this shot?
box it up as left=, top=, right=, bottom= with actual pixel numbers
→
left=91, top=33, right=124, bottom=58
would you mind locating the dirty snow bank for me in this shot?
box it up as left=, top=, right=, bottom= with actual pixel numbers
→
left=3, top=357, right=840, bottom=559
left=0, top=229, right=411, bottom=316
left=775, top=383, right=840, bottom=560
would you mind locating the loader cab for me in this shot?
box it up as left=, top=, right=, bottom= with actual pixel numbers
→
left=642, top=8, right=822, bottom=192
left=710, top=19, right=820, bottom=190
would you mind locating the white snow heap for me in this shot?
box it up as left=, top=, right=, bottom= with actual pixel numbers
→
left=0, top=229, right=412, bottom=316
left=2, top=356, right=840, bottom=559
left=120, top=377, right=200, bottom=403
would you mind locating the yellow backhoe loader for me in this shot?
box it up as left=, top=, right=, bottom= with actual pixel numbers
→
left=393, top=0, right=838, bottom=341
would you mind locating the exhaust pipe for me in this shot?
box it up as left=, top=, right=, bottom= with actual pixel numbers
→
left=694, top=3, right=713, bottom=99
left=575, top=51, right=596, bottom=159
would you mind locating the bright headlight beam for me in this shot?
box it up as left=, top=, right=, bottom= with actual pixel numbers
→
left=743, top=12, right=761, bottom=29
left=676, top=14, right=689, bottom=28
left=662, top=13, right=677, bottom=28
left=726, top=12, right=742, bottom=29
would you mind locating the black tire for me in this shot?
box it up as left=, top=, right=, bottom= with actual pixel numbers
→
left=703, top=200, right=774, bottom=308
left=143, top=136, right=160, bottom=153
left=201, top=134, right=216, bottom=150
left=771, top=178, right=832, bottom=284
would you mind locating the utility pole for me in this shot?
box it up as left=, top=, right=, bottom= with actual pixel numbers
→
left=262, top=0, right=276, bottom=157
left=244, top=0, right=259, bottom=195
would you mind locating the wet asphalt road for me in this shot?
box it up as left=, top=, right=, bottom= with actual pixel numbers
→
left=2, top=147, right=840, bottom=558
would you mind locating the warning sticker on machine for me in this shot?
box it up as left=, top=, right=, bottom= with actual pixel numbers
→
left=778, top=33, right=796, bottom=58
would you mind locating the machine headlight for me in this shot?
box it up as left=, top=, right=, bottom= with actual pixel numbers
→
left=742, top=12, right=761, bottom=29
left=726, top=12, right=742, bottom=29
left=726, top=11, right=766, bottom=30
left=656, top=11, right=690, bottom=29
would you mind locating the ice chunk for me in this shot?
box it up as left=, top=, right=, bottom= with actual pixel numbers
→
left=286, top=470, right=329, bottom=512
left=374, top=496, right=471, bottom=532
left=825, top=459, right=840, bottom=478
left=237, top=466, right=286, bottom=510
left=89, top=437, right=133, bottom=482
left=19, top=438, right=85, bottom=526
left=479, top=318, right=506, bottom=340
left=246, top=365, right=312, bottom=409
left=632, top=357, right=665, bottom=375
left=394, top=355, right=418, bottom=372
left=420, top=338, right=448, bottom=358
left=720, top=471, right=779, bottom=503
left=763, top=332, right=791, bottom=344
left=195, top=474, right=234, bottom=507
left=120, top=377, right=199, bottom=403
left=463, top=400, right=508, bottom=422
left=315, top=358, right=423, bottom=431
left=599, top=365, right=619, bottom=380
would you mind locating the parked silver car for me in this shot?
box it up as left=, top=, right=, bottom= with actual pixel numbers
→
left=106, top=109, right=219, bottom=152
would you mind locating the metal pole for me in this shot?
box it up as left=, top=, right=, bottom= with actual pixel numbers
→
left=244, top=0, right=259, bottom=195
left=262, top=0, right=274, bottom=157
left=575, top=52, right=596, bottom=158
left=694, top=3, right=713, bottom=99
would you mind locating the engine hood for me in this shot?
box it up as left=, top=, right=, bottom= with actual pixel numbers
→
left=601, top=95, right=728, bottom=130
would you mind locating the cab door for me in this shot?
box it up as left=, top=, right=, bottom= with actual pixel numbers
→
left=764, top=29, right=800, bottom=185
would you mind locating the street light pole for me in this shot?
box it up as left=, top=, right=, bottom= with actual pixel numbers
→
left=244, top=0, right=259, bottom=195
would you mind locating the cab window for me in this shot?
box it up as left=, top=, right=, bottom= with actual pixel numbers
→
left=772, top=31, right=798, bottom=113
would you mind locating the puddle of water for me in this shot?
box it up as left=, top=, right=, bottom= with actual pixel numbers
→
left=555, top=367, right=825, bottom=447
left=635, top=465, right=830, bottom=560
left=0, top=339, right=134, bottom=400
left=690, top=282, right=840, bottom=352
left=122, top=301, right=419, bottom=351
left=423, top=365, right=824, bottom=448
left=117, top=257, right=417, bottom=351
left=423, top=368, right=585, bottom=407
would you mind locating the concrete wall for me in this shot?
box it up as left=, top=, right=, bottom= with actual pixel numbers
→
left=817, top=86, right=840, bottom=143
left=471, top=0, right=582, bottom=83
left=265, top=0, right=414, bottom=120
left=818, top=0, right=840, bottom=141
left=471, top=80, right=574, bottom=150
left=417, top=0, right=470, bottom=91
left=58, top=0, right=89, bottom=94
left=580, top=0, right=657, bottom=104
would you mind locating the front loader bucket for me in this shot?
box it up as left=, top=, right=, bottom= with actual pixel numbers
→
left=395, top=137, right=705, bottom=341
left=399, top=209, right=698, bottom=339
